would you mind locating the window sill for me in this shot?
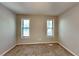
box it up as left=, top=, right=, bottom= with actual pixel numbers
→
left=21, top=36, right=30, bottom=39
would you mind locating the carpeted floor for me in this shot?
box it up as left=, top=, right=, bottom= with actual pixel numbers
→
left=4, top=43, right=73, bottom=56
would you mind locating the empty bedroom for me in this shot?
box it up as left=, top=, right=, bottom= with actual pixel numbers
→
left=0, top=2, right=79, bottom=56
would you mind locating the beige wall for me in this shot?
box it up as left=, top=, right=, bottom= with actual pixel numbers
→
left=59, top=4, right=79, bottom=55
left=0, top=4, right=16, bottom=55
left=16, top=14, right=58, bottom=44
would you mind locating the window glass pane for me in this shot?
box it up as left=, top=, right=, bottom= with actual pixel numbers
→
left=47, top=20, right=52, bottom=28
left=47, top=29, right=52, bottom=36
left=23, top=29, right=29, bottom=36
left=24, top=20, right=29, bottom=27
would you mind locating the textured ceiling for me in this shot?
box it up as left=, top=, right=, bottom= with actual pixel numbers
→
left=1, top=2, right=78, bottom=15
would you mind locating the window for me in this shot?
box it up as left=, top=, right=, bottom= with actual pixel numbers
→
left=47, top=19, right=54, bottom=37
left=22, top=19, right=30, bottom=37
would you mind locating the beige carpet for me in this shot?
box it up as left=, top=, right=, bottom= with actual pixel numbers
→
left=4, top=43, right=73, bottom=56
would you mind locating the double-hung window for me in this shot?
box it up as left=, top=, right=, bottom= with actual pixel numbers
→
left=47, top=19, right=54, bottom=37
left=21, top=18, right=30, bottom=38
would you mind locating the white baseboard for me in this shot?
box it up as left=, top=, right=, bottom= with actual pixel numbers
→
left=57, top=42, right=77, bottom=56
left=0, top=44, right=16, bottom=56
left=16, top=41, right=57, bottom=45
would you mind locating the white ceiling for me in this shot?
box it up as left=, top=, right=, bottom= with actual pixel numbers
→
left=1, top=2, right=78, bottom=15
